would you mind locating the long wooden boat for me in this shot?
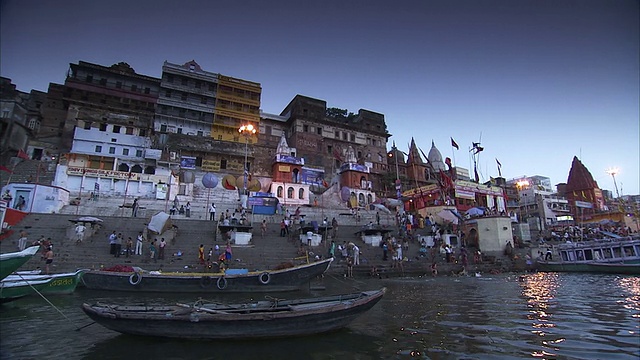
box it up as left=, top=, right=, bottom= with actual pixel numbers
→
left=0, top=246, right=40, bottom=281
left=80, top=258, right=333, bottom=293
left=81, top=288, right=385, bottom=339
left=536, top=238, right=640, bottom=274
left=0, top=277, right=52, bottom=303
left=4, top=269, right=87, bottom=295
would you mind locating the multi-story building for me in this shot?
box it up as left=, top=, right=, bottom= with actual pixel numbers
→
left=0, top=77, right=30, bottom=164
left=278, top=95, right=390, bottom=198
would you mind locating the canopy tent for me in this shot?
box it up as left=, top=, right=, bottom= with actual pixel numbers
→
left=466, top=207, right=485, bottom=217
left=436, top=209, right=459, bottom=224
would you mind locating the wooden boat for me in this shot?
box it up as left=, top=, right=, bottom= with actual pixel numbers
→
left=0, top=277, right=52, bottom=303
left=536, top=238, right=640, bottom=274
left=80, top=257, right=333, bottom=293
left=81, top=288, right=385, bottom=339
left=3, top=269, right=87, bottom=295
left=0, top=246, right=40, bottom=281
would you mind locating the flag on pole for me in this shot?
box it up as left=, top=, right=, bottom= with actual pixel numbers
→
left=445, top=157, right=452, bottom=169
left=17, top=149, right=29, bottom=160
left=450, top=137, right=459, bottom=150
left=0, top=165, right=12, bottom=173
left=496, top=158, right=502, bottom=177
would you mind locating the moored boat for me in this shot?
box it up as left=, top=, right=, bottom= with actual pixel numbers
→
left=80, top=257, right=333, bottom=293
left=0, top=277, right=53, bottom=303
left=0, top=246, right=40, bottom=281
left=536, top=238, right=640, bottom=274
left=81, top=288, right=385, bottom=339
left=4, top=269, right=88, bottom=295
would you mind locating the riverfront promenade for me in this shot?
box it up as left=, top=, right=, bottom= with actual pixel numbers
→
left=0, top=197, right=528, bottom=277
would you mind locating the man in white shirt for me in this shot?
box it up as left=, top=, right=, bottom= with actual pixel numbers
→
left=135, top=231, right=144, bottom=256
left=209, top=203, right=216, bottom=221
left=75, top=223, right=86, bottom=244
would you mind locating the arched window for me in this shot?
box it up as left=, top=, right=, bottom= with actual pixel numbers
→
left=118, top=163, right=129, bottom=172
left=144, top=166, right=155, bottom=174
left=287, top=187, right=294, bottom=199
left=131, top=164, right=143, bottom=173
left=367, top=194, right=373, bottom=204
left=298, top=188, right=305, bottom=199
left=360, top=176, right=367, bottom=189
left=277, top=186, right=283, bottom=197
left=292, top=168, right=299, bottom=183
left=358, top=193, right=365, bottom=206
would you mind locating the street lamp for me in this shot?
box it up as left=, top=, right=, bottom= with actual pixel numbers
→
left=238, top=124, right=256, bottom=196
left=606, top=167, right=621, bottom=199
left=388, top=143, right=400, bottom=199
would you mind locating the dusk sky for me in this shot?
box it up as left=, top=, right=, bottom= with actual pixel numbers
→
left=1, top=0, right=638, bottom=195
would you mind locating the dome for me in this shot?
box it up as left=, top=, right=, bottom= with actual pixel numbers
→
left=428, top=141, right=446, bottom=171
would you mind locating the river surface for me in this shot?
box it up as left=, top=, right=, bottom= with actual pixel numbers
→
left=1, top=273, right=639, bottom=360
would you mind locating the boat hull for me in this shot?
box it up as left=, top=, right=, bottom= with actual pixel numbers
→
left=80, top=258, right=333, bottom=293
left=4, top=270, right=87, bottom=295
left=0, top=278, right=52, bottom=303
left=0, top=246, right=40, bottom=281
left=82, top=288, right=384, bottom=339
left=538, top=262, right=640, bottom=275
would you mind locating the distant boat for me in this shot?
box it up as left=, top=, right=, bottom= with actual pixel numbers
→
left=0, top=246, right=40, bottom=281
left=0, top=277, right=52, bottom=303
left=80, top=258, right=333, bottom=293
left=4, top=269, right=87, bottom=295
left=82, top=288, right=385, bottom=340
left=536, top=238, right=640, bottom=275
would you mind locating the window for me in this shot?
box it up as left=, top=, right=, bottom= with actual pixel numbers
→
left=122, top=148, right=129, bottom=156
left=111, top=138, right=117, bottom=143
left=335, top=131, right=340, bottom=138
left=177, top=128, right=182, bottom=134
left=116, top=81, right=122, bottom=89
left=357, top=151, right=362, bottom=159
left=136, top=150, right=143, bottom=157
left=197, top=131, right=203, bottom=136
left=367, top=138, right=371, bottom=145
left=350, top=134, right=355, bottom=142
left=220, top=159, right=227, bottom=169
left=95, top=145, right=102, bottom=153
left=86, top=75, right=93, bottom=83
left=298, top=188, right=305, bottom=199
left=160, top=124, right=167, bottom=132
left=277, top=186, right=283, bottom=197
left=317, top=126, right=322, bottom=135
left=342, top=132, right=347, bottom=140
left=113, top=126, right=121, bottom=133
left=99, top=78, right=107, bottom=86
left=144, top=87, right=150, bottom=94
left=126, top=127, right=133, bottom=135
left=287, top=187, right=294, bottom=199
left=327, top=145, right=332, bottom=154
left=303, top=124, right=309, bottom=132
left=84, top=122, right=92, bottom=130
left=131, top=85, right=137, bottom=92
left=139, top=129, right=146, bottom=136
left=109, top=147, right=115, bottom=154
left=99, top=123, right=107, bottom=131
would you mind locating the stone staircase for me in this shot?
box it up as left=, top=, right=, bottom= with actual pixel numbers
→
left=1, top=159, right=56, bottom=185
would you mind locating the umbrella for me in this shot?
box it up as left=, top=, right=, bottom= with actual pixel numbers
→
left=69, top=216, right=103, bottom=224
left=466, top=207, right=485, bottom=217
left=371, top=203, right=391, bottom=214
left=436, top=210, right=459, bottom=224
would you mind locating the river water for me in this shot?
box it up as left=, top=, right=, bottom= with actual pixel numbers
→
left=1, top=273, right=638, bottom=360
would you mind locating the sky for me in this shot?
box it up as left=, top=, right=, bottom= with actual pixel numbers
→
left=1, top=0, right=638, bottom=195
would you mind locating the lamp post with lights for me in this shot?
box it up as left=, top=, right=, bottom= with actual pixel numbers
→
left=606, top=167, right=621, bottom=199
left=238, top=124, right=256, bottom=198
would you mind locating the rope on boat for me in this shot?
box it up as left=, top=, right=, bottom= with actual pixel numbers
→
left=13, top=273, right=85, bottom=330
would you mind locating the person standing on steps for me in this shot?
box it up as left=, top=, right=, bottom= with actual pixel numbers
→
left=185, top=202, right=191, bottom=218
left=135, top=231, right=144, bottom=256
left=158, top=238, right=166, bottom=260
left=108, top=231, right=117, bottom=255
left=44, top=246, right=54, bottom=274
left=209, top=203, right=216, bottom=221
left=125, top=237, right=133, bottom=258
left=132, top=198, right=139, bottom=217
